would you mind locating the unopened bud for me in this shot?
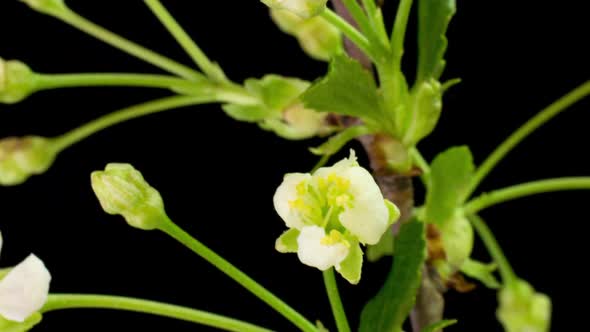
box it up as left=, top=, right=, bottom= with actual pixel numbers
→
left=497, top=280, right=551, bottom=332
left=0, top=58, right=36, bottom=104
left=20, top=0, right=68, bottom=16
left=271, top=9, right=342, bottom=61
left=261, top=103, right=331, bottom=140
left=0, top=136, right=56, bottom=186
left=261, top=0, right=328, bottom=19
left=91, top=163, right=167, bottom=230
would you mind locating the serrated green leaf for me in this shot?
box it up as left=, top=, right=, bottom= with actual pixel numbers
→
left=461, top=259, right=500, bottom=289
left=424, top=146, right=474, bottom=226
left=416, top=0, right=456, bottom=83
left=302, top=55, right=381, bottom=122
left=310, top=125, right=372, bottom=156
left=400, top=79, right=443, bottom=147
left=420, top=319, right=458, bottom=332
left=359, top=219, right=427, bottom=332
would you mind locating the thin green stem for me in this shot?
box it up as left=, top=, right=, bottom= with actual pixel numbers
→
left=42, top=294, right=274, bottom=332
left=35, top=73, right=196, bottom=91
left=409, top=147, right=430, bottom=186
left=390, top=0, right=413, bottom=67
left=340, top=0, right=373, bottom=37
left=321, top=9, right=376, bottom=62
left=312, top=155, right=331, bottom=173
left=464, top=177, right=590, bottom=215
left=52, top=95, right=215, bottom=151
left=158, top=219, right=318, bottom=332
left=466, top=80, right=590, bottom=199
left=468, top=215, right=517, bottom=284
left=50, top=7, right=204, bottom=81
left=144, top=0, right=227, bottom=83
left=322, top=269, right=351, bottom=332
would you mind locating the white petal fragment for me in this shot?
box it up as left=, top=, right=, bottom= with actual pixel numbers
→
left=338, top=167, right=389, bottom=245
left=0, top=254, right=51, bottom=322
left=297, top=226, right=348, bottom=271
left=273, top=173, right=310, bottom=229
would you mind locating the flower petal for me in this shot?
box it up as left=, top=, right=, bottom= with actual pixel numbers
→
left=297, top=226, right=348, bottom=271
left=338, top=166, right=389, bottom=245
left=0, top=255, right=51, bottom=322
left=273, top=173, right=310, bottom=229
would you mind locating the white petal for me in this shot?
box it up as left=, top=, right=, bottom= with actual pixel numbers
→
left=297, top=226, right=348, bottom=271
left=0, top=230, right=3, bottom=256
left=0, top=254, right=51, bottom=322
left=338, top=166, right=389, bottom=245
left=273, top=173, right=310, bottom=229
left=313, top=150, right=358, bottom=178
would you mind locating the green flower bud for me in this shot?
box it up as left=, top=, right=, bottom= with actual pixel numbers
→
left=0, top=136, right=57, bottom=186
left=261, top=103, right=331, bottom=140
left=20, top=0, right=67, bottom=16
left=400, top=79, right=443, bottom=147
left=0, top=313, right=42, bottom=332
left=91, top=163, right=167, bottom=231
left=440, top=215, right=474, bottom=270
left=0, top=58, right=36, bottom=104
left=497, top=280, right=551, bottom=332
left=261, top=0, right=328, bottom=19
left=271, top=9, right=342, bottom=61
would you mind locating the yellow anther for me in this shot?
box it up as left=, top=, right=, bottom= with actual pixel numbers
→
left=320, top=229, right=350, bottom=247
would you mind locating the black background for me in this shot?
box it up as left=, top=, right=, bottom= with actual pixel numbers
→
left=0, top=1, right=589, bottom=331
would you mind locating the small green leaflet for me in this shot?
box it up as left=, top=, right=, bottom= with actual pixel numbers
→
left=416, top=0, right=456, bottom=83
left=424, top=146, right=474, bottom=226
left=420, top=319, right=458, bottom=332
left=359, top=219, right=427, bottom=332
left=302, top=55, right=381, bottom=124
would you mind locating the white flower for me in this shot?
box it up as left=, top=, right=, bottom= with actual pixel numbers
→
left=261, top=0, right=328, bottom=19
left=273, top=150, right=400, bottom=283
left=0, top=230, right=51, bottom=323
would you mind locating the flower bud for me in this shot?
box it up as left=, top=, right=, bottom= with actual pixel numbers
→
left=0, top=58, right=36, bottom=104
left=261, top=103, right=331, bottom=140
left=261, top=0, right=328, bottom=19
left=497, top=280, right=551, bottom=332
left=0, top=136, right=57, bottom=186
left=91, top=163, right=167, bottom=230
left=271, top=9, right=342, bottom=61
left=20, top=0, right=68, bottom=16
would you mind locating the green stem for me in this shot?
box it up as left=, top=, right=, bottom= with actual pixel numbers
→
left=42, top=294, right=274, bottom=332
left=52, top=95, right=215, bottom=151
left=409, top=147, right=430, bottom=186
left=35, top=73, right=196, bottom=91
left=322, top=269, right=351, bottom=332
left=321, top=9, right=376, bottom=62
left=144, top=0, right=227, bottom=83
left=339, top=0, right=386, bottom=53
left=158, top=219, right=318, bottom=332
left=50, top=6, right=204, bottom=81
left=467, top=215, right=517, bottom=284
left=466, top=80, right=590, bottom=199
left=464, top=177, right=590, bottom=215
left=390, top=0, right=413, bottom=67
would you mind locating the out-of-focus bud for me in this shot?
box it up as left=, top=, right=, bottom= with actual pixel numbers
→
left=91, top=163, right=167, bottom=231
left=497, top=279, right=551, bottom=332
left=261, top=0, right=328, bottom=19
left=0, top=136, right=56, bottom=186
left=271, top=9, right=342, bottom=61
left=261, top=103, right=331, bottom=140
left=0, top=58, right=36, bottom=104
left=20, top=0, right=68, bottom=16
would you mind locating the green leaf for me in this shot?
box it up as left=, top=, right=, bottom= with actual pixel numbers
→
left=310, top=125, right=372, bottom=156
left=424, top=146, right=474, bottom=226
left=460, top=259, right=500, bottom=289
left=416, top=0, right=456, bottom=83
left=420, top=319, right=458, bottom=332
left=275, top=228, right=300, bottom=253
left=336, top=241, right=363, bottom=284
left=359, top=219, right=427, bottom=332
left=302, top=55, right=381, bottom=123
